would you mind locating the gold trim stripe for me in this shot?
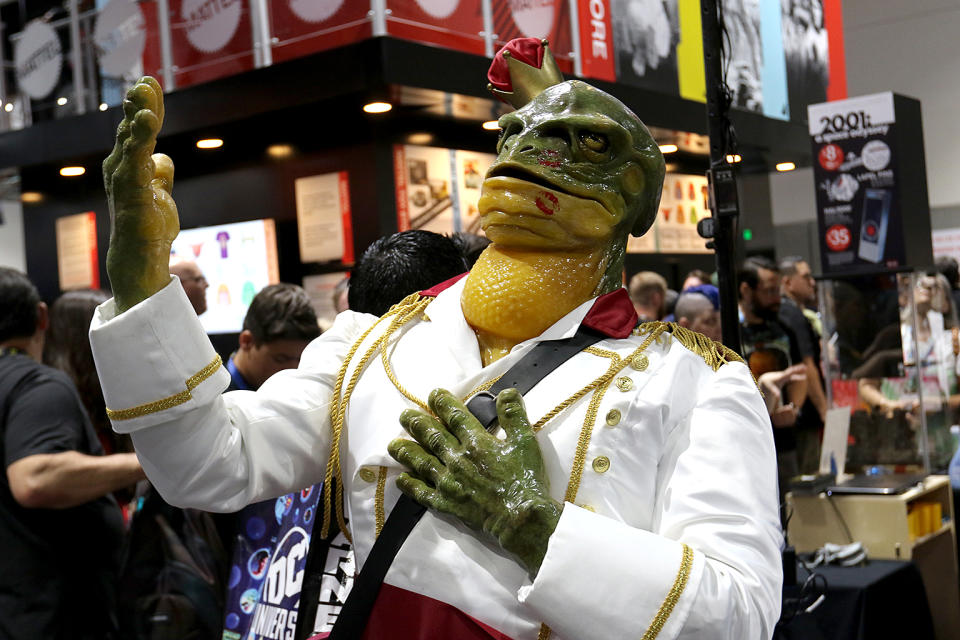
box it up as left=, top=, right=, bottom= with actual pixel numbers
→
left=641, top=543, right=694, bottom=640
left=106, top=355, right=223, bottom=421
left=374, top=465, right=387, bottom=538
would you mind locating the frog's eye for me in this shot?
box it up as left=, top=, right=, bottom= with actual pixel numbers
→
left=579, top=131, right=610, bottom=161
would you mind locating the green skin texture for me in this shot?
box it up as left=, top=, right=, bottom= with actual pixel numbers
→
left=104, top=76, right=664, bottom=578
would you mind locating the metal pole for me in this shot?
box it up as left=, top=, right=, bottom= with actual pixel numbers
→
left=481, top=0, right=494, bottom=58
left=700, top=0, right=742, bottom=355
left=156, top=0, right=175, bottom=91
left=250, top=0, right=272, bottom=68
left=370, top=0, right=387, bottom=37
left=567, top=0, right=582, bottom=77
left=68, top=0, right=86, bottom=114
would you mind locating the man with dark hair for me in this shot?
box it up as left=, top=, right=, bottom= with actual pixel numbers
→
left=348, top=230, right=469, bottom=316
left=0, top=267, right=144, bottom=639
left=227, top=283, right=321, bottom=391
left=778, top=256, right=827, bottom=473
left=739, top=257, right=807, bottom=498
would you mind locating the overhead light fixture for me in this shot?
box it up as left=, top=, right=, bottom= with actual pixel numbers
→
left=407, top=132, right=433, bottom=145
left=482, top=120, right=500, bottom=131
left=21, top=191, right=43, bottom=203
left=776, top=161, right=796, bottom=172
left=99, top=102, right=108, bottom=111
left=3, top=103, right=12, bottom=113
left=196, top=138, right=223, bottom=149
left=658, top=144, right=678, bottom=154
left=266, top=143, right=294, bottom=159
left=363, top=101, right=392, bottom=114
left=725, top=154, right=742, bottom=164
left=60, top=166, right=85, bottom=177
left=56, top=96, right=68, bottom=106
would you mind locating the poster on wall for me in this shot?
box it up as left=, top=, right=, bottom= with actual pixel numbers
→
left=491, top=0, right=574, bottom=72
left=268, top=0, right=372, bottom=64
left=55, top=212, right=99, bottom=291
left=627, top=173, right=710, bottom=254
left=809, top=92, right=931, bottom=275
left=170, top=219, right=279, bottom=334
left=394, top=145, right=496, bottom=235
left=385, top=0, right=485, bottom=55
left=295, top=171, right=354, bottom=264
left=933, top=228, right=960, bottom=264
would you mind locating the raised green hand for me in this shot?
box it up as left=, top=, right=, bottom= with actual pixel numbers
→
left=103, top=76, right=179, bottom=313
left=388, top=388, right=562, bottom=577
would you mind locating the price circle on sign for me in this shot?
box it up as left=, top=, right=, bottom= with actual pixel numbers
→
left=825, top=224, right=852, bottom=252
left=818, top=144, right=844, bottom=171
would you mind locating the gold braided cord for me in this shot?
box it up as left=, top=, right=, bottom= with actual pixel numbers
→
left=562, top=356, right=619, bottom=504
left=537, top=624, right=551, bottom=639
left=583, top=346, right=620, bottom=359
left=106, top=354, right=223, bottom=421
left=375, top=466, right=388, bottom=538
left=320, top=297, right=424, bottom=539
left=532, top=325, right=666, bottom=432
left=666, top=322, right=745, bottom=371
left=641, top=543, right=694, bottom=640
left=380, top=297, right=435, bottom=413
left=462, top=373, right=505, bottom=403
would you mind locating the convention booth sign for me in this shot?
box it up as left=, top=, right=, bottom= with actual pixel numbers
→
left=14, top=19, right=62, bottom=99
left=141, top=0, right=255, bottom=89
left=809, top=92, right=932, bottom=276
left=385, top=0, right=485, bottom=55
left=269, top=0, right=373, bottom=64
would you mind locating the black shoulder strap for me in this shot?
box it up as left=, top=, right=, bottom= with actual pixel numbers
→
left=328, top=325, right=604, bottom=639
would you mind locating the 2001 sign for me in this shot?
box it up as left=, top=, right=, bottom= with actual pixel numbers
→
left=819, top=110, right=874, bottom=135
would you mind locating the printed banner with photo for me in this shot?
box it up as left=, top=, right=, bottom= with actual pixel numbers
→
left=385, top=0, right=485, bottom=55
left=170, top=219, right=280, bottom=334
left=141, top=0, right=255, bottom=89
left=268, top=0, right=373, bottom=64
left=394, top=144, right=496, bottom=236
left=492, top=0, right=574, bottom=72
left=782, top=0, right=847, bottom=123
left=55, top=212, right=100, bottom=291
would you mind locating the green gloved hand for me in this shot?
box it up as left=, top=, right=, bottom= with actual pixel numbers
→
left=103, top=76, right=179, bottom=313
left=388, top=388, right=562, bottom=577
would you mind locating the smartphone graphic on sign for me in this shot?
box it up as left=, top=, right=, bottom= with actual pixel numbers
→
left=857, top=189, right=891, bottom=263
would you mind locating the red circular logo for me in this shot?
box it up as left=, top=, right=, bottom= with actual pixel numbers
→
left=825, top=224, right=851, bottom=251
left=819, top=144, right=843, bottom=171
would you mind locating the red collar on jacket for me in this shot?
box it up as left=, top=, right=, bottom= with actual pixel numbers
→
left=420, top=273, right=637, bottom=340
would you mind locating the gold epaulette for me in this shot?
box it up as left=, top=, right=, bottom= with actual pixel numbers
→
left=634, top=321, right=745, bottom=372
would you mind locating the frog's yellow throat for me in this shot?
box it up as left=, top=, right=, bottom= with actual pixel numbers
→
left=461, top=245, right=609, bottom=365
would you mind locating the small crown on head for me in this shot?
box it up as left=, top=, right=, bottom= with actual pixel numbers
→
left=487, top=38, right=564, bottom=110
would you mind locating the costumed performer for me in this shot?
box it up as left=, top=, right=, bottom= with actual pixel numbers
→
left=90, top=38, right=782, bottom=640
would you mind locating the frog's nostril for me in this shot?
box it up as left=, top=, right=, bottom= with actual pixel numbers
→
left=519, top=145, right=535, bottom=154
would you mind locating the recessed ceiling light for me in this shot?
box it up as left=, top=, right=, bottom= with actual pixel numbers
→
left=363, top=101, right=392, bottom=114
left=3, top=103, right=12, bottom=113
left=99, top=103, right=108, bottom=111
left=60, top=166, right=85, bottom=177
left=482, top=120, right=500, bottom=131
left=196, top=138, right=223, bottom=149
left=725, top=154, right=742, bottom=164
left=658, top=144, right=678, bottom=154
left=266, top=144, right=294, bottom=158
left=21, top=191, right=43, bottom=203
left=56, top=96, right=68, bottom=106
left=407, top=133, right=433, bottom=145
left=776, top=161, right=796, bottom=172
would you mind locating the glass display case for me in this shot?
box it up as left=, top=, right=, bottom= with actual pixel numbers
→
left=820, top=270, right=960, bottom=474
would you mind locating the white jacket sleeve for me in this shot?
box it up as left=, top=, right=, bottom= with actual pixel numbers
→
left=89, top=277, right=371, bottom=512
left=519, top=361, right=783, bottom=639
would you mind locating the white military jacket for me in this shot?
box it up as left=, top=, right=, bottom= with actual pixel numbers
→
left=90, top=275, right=782, bottom=640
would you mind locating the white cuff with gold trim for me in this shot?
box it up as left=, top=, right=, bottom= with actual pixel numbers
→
left=89, top=276, right=230, bottom=433
left=518, top=503, right=704, bottom=640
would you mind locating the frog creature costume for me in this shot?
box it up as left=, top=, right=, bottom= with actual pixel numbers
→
left=91, top=39, right=781, bottom=640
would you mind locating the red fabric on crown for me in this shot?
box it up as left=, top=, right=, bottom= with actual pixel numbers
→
left=487, top=37, right=546, bottom=93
